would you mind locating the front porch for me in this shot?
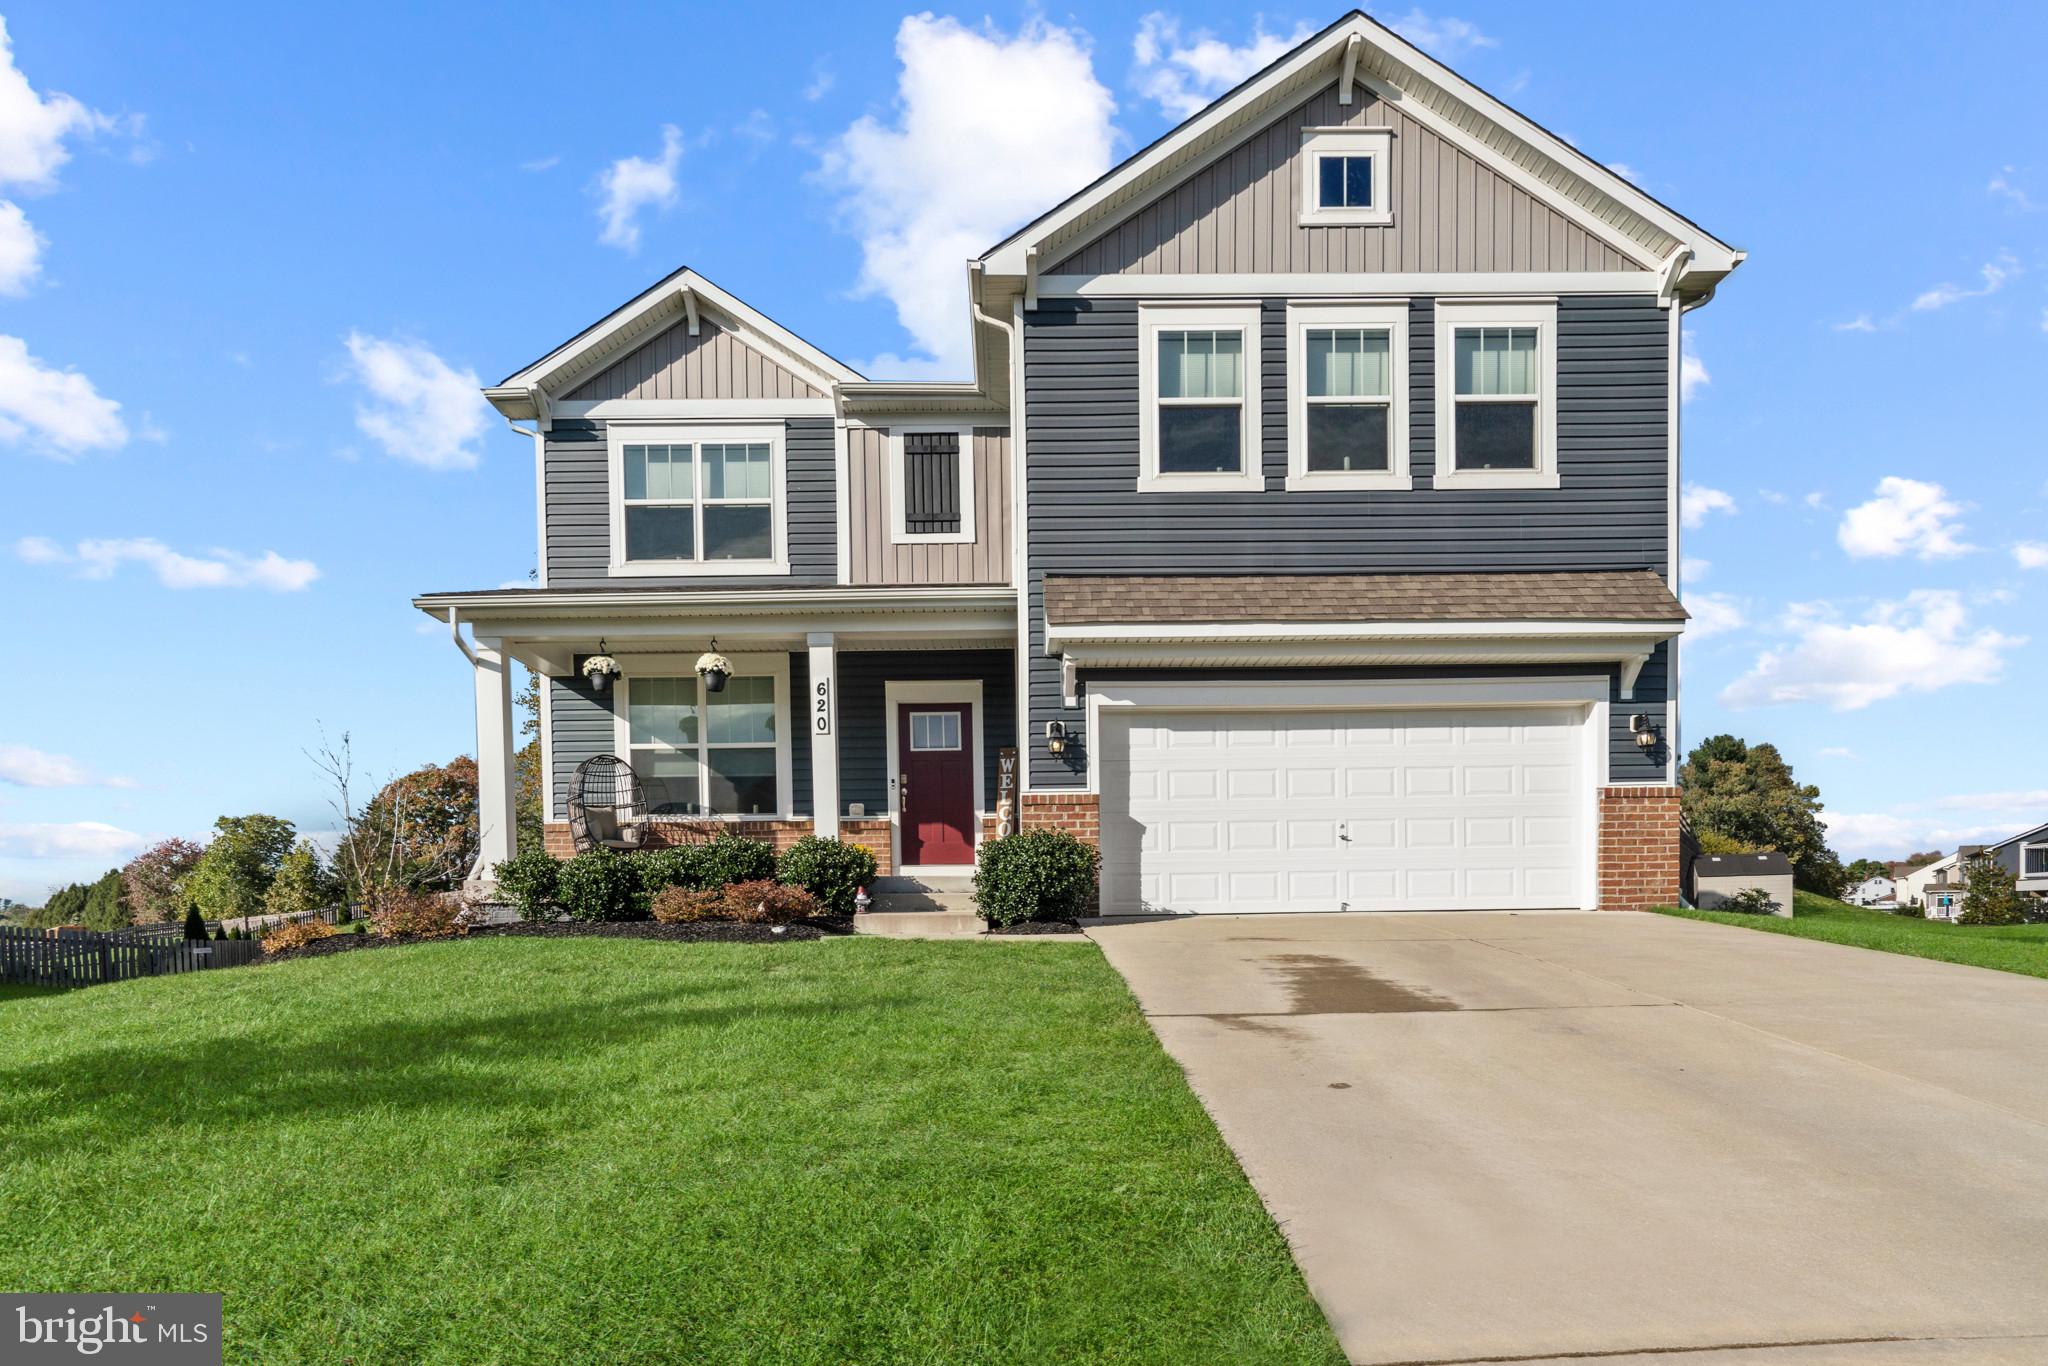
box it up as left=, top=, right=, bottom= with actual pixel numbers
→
left=414, top=585, right=1024, bottom=882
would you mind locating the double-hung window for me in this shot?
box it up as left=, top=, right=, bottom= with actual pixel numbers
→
left=888, top=426, right=976, bottom=544
left=609, top=424, right=787, bottom=575
left=1286, top=302, right=1408, bottom=488
left=1137, top=304, right=1263, bottom=492
left=1433, top=300, right=1559, bottom=489
left=618, top=658, right=789, bottom=817
left=1299, top=127, right=1392, bottom=227
left=2025, top=843, right=2048, bottom=878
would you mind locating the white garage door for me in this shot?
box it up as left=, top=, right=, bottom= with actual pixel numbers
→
left=1099, top=706, right=1587, bottom=914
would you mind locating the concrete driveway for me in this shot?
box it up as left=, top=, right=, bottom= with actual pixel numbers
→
left=1087, top=912, right=2048, bottom=1366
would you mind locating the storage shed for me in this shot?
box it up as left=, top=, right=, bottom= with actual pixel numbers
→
left=1693, top=852, right=1796, bottom=916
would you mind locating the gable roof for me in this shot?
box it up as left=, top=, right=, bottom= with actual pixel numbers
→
left=486, top=266, right=864, bottom=419
left=981, top=10, right=1741, bottom=302
left=1987, top=820, right=2048, bottom=853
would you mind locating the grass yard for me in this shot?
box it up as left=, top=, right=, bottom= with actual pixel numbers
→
left=1657, top=891, right=2048, bottom=980
left=0, top=937, right=1342, bottom=1365
left=0, top=981, right=68, bottom=1003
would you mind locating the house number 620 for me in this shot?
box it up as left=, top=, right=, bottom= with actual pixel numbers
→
left=813, top=678, right=831, bottom=735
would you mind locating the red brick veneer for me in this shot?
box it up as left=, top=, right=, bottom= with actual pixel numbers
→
left=1598, top=786, right=1681, bottom=911
left=1019, top=792, right=1099, bottom=845
left=541, top=819, right=815, bottom=859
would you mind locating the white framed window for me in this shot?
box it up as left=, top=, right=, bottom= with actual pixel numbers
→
left=607, top=423, right=789, bottom=576
left=2024, top=842, right=2048, bottom=877
left=613, top=654, right=792, bottom=818
left=1285, top=301, right=1409, bottom=489
left=1433, top=299, right=1559, bottom=490
left=909, top=710, right=963, bottom=751
left=887, top=426, right=976, bottom=544
left=1299, top=127, right=1393, bottom=227
left=1137, top=303, right=1264, bottom=493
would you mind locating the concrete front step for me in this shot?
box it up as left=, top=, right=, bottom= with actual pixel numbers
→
left=867, top=890, right=978, bottom=914
left=871, top=874, right=974, bottom=895
left=855, top=909, right=987, bottom=939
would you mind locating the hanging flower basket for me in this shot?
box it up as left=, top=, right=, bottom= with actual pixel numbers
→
left=583, top=653, right=620, bottom=690
left=695, top=644, right=734, bottom=693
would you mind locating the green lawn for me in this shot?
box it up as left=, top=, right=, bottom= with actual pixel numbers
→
left=1656, top=891, right=2048, bottom=980
left=0, top=981, right=68, bottom=1003
left=0, top=937, right=1341, bottom=1365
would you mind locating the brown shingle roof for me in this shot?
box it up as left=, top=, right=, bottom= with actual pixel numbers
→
left=1043, top=570, right=1686, bottom=625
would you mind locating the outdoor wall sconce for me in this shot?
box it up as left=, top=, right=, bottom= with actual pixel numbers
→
left=582, top=639, right=620, bottom=692
left=1630, top=713, right=1660, bottom=751
left=1045, top=721, right=1068, bottom=756
left=695, top=638, right=733, bottom=694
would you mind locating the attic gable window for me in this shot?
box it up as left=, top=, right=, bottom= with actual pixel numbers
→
left=1300, top=127, right=1392, bottom=227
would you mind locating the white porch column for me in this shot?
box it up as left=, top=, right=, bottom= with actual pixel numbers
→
left=472, top=635, right=519, bottom=873
left=807, top=631, right=839, bottom=839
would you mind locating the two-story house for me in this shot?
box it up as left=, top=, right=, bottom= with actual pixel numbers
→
left=415, top=11, right=1742, bottom=914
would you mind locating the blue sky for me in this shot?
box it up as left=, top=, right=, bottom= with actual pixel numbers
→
left=3, top=1, right=2045, bottom=900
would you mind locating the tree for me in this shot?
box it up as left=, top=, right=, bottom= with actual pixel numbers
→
left=123, top=838, right=206, bottom=923
left=1843, top=858, right=1889, bottom=885
left=183, top=904, right=209, bottom=941
left=1957, top=854, right=2031, bottom=926
left=263, top=840, right=336, bottom=918
left=1681, top=734, right=1843, bottom=897
left=22, top=870, right=127, bottom=929
left=514, top=671, right=544, bottom=857
left=187, top=814, right=297, bottom=922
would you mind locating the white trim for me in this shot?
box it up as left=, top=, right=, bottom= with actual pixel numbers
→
left=606, top=422, right=790, bottom=578
left=538, top=671, right=555, bottom=823
left=1298, top=127, right=1393, bottom=227
left=1012, top=296, right=1033, bottom=796
left=807, top=632, right=839, bottom=838
left=1047, top=618, right=1685, bottom=645
left=1285, top=300, right=1410, bottom=490
left=1432, top=299, right=1559, bottom=490
left=531, top=423, right=549, bottom=589
left=833, top=417, right=852, bottom=585
left=1137, top=302, right=1265, bottom=493
left=1666, top=296, right=1682, bottom=782
left=887, top=424, right=977, bottom=544
left=611, top=654, right=795, bottom=820
left=559, top=397, right=837, bottom=420
left=883, top=680, right=987, bottom=873
left=1042, top=272, right=1660, bottom=299
left=1082, top=674, right=1607, bottom=910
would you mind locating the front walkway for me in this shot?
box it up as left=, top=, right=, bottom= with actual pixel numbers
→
left=1087, top=911, right=2048, bottom=1365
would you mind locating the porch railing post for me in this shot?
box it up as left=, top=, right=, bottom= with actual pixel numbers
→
left=472, top=633, right=519, bottom=875
left=807, top=631, right=839, bottom=840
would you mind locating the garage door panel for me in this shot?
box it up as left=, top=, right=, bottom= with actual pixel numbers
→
left=1101, top=704, right=1587, bottom=915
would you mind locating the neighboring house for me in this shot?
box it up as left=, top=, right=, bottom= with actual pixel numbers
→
left=1910, top=825, right=2048, bottom=919
left=1898, top=853, right=1959, bottom=911
left=415, top=11, right=1743, bottom=914
left=1843, top=876, right=1895, bottom=908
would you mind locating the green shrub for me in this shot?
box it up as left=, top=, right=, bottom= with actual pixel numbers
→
left=636, top=845, right=710, bottom=895
left=777, top=836, right=878, bottom=916
left=974, top=831, right=1099, bottom=927
left=494, top=849, right=562, bottom=922
left=1724, top=886, right=1781, bottom=915
left=698, top=831, right=777, bottom=888
left=182, top=904, right=208, bottom=942
left=555, top=849, right=648, bottom=922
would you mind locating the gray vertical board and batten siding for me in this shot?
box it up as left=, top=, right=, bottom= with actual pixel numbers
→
left=547, top=655, right=813, bottom=822
left=543, top=418, right=836, bottom=588
left=846, top=426, right=1013, bottom=585
left=1022, top=293, right=1670, bottom=788
left=565, top=316, right=824, bottom=402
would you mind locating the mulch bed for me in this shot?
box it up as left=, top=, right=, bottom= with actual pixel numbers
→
left=986, top=918, right=1085, bottom=936
left=259, top=916, right=856, bottom=963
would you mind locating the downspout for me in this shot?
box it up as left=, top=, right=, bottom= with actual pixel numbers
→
left=967, top=261, right=1032, bottom=801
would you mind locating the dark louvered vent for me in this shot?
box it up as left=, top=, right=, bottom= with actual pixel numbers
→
left=903, top=431, right=962, bottom=535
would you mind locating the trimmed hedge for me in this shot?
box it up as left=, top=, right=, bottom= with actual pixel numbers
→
left=494, top=849, right=562, bottom=923
left=777, top=837, right=878, bottom=916
left=555, top=849, right=649, bottom=923
left=974, top=830, right=1099, bottom=927
left=699, top=831, right=778, bottom=887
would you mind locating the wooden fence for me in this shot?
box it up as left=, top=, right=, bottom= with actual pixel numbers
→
left=0, top=923, right=267, bottom=988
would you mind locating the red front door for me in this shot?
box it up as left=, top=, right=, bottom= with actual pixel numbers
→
left=899, top=702, right=975, bottom=867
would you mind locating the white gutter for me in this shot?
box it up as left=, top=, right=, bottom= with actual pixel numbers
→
left=445, top=607, right=480, bottom=665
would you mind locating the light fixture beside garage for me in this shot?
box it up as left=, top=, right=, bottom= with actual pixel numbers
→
left=1045, top=720, right=1068, bottom=756
left=1630, top=713, right=1660, bottom=751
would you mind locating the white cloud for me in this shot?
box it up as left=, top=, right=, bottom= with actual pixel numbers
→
left=518, top=155, right=560, bottom=173
left=16, top=535, right=319, bottom=591
left=1681, top=556, right=1709, bottom=582
left=1131, top=13, right=1311, bottom=119
left=0, top=744, right=133, bottom=788
left=596, top=124, right=681, bottom=251
left=1822, top=791, right=2048, bottom=859
left=1374, top=8, right=1498, bottom=60
left=1817, top=747, right=1857, bottom=760
left=1680, top=482, right=1736, bottom=529
left=1720, top=589, right=2022, bottom=712
left=803, top=63, right=835, bottom=102
left=1911, top=252, right=2019, bottom=311
left=821, top=15, right=1116, bottom=378
left=0, top=17, right=112, bottom=190
left=0, top=820, right=148, bottom=860
left=1803, top=490, right=1828, bottom=510
left=0, top=334, right=127, bottom=455
left=1605, top=162, right=1638, bottom=183
left=342, top=332, right=489, bottom=471
left=0, top=199, right=42, bottom=293
left=1833, top=314, right=1878, bottom=333
left=2013, top=541, right=2048, bottom=570
left=1679, top=329, right=1709, bottom=401
left=1988, top=166, right=2038, bottom=212
left=1684, top=592, right=1745, bottom=640
left=1757, top=489, right=1788, bottom=505
left=1836, top=476, right=1972, bottom=560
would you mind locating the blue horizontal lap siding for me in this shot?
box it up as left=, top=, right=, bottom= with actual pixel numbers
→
left=547, top=654, right=813, bottom=823
left=834, top=650, right=1017, bottom=814
left=1023, top=294, right=1670, bottom=787
left=544, top=417, right=836, bottom=587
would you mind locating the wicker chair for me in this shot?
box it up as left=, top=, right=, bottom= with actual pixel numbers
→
left=566, top=755, right=652, bottom=853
